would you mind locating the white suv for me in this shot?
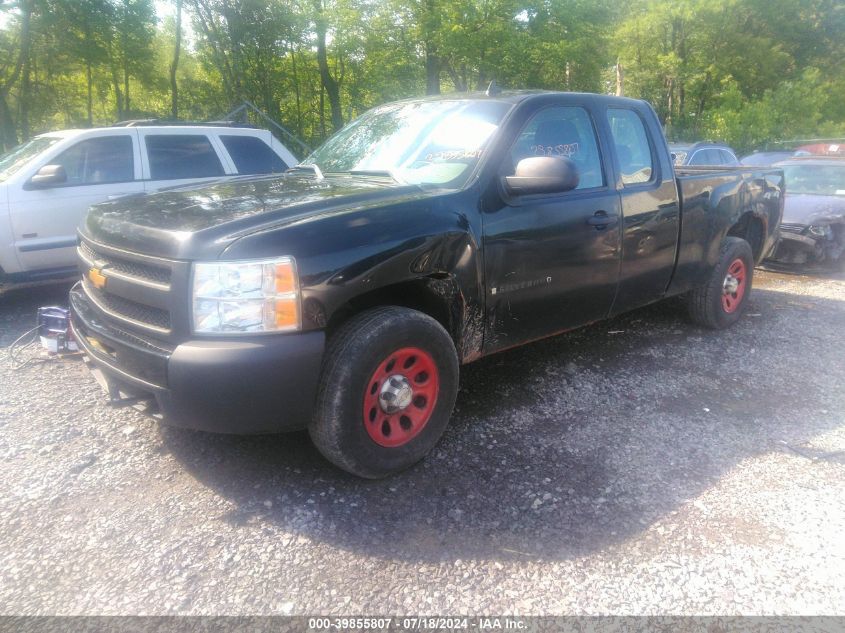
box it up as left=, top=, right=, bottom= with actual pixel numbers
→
left=0, top=124, right=297, bottom=290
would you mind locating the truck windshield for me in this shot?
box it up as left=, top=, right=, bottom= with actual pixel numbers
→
left=781, top=164, right=845, bottom=196
left=0, top=136, right=61, bottom=182
left=302, top=99, right=512, bottom=187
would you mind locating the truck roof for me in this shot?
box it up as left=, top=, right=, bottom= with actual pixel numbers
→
left=668, top=141, right=732, bottom=151
left=378, top=90, right=648, bottom=107
left=34, top=124, right=271, bottom=140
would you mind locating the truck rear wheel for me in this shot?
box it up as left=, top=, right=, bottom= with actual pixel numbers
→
left=309, top=306, right=459, bottom=478
left=687, top=236, right=753, bottom=329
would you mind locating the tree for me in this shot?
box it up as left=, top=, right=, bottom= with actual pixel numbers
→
left=114, top=0, right=157, bottom=116
left=0, top=0, right=34, bottom=147
left=0, top=0, right=843, bottom=154
left=169, top=0, right=182, bottom=118
left=313, top=0, right=344, bottom=131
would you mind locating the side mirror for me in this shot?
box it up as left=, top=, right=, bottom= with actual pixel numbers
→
left=29, top=164, right=67, bottom=188
left=504, top=156, right=579, bottom=196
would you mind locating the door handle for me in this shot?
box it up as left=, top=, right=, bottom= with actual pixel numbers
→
left=586, top=210, right=617, bottom=229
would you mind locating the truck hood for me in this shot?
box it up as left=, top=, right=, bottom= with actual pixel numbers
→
left=782, top=193, right=845, bottom=227
left=82, top=174, right=431, bottom=260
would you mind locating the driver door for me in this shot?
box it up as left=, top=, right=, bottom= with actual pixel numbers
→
left=482, top=102, right=622, bottom=352
left=9, top=131, right=143, bottom=272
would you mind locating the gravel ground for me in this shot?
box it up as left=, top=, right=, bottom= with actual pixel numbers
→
left=0, top=269, right=844, bottom=616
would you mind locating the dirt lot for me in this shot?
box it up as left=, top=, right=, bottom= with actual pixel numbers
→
left=1, top=269, right=844, bottom=615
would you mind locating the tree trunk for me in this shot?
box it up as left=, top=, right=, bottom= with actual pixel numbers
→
left=192, top=0, right=235, bottom=104
left=314, top=0, right=343, bottom=131
left=86, top=60, right=93, bottom=126
left=665, top=77, right=674, bottom=128
left=422, top=0, right=440, bottom=94
left=83, top=13, right=94, bottom=127
left=319, top=84, right=326, bottom=140
left=425, top=47, right=440, bottom=95
left=170, top=0, right=182, bottom=119
left=20, top=42, right=31, bottom=139
left=615, top=59, right=624, bottom=96
left=0, top=94, right=17, bottom=150
left=123, top=65, right=130, bottom=114
left=111, top=66, right=124, bottom=120
left=120, top=0, right=130, bottom=116
left=444, top=62, right=467, bottom=92
left=290, top=44, right=303, bottom=138
left=0, top=0, right=34, bottom=146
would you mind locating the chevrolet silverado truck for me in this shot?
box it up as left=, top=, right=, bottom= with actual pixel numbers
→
left=68, top=92, right=783, bottom=478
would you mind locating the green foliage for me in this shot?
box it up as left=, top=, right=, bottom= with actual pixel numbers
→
left=698, top=69, right=845, bottom=153
left=0, top=0, right=843, bottom=153
left=614, top=0, right=845, bottom=152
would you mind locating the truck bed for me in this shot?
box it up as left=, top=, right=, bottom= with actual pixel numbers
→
left=669, top=167, right=784, bottom=295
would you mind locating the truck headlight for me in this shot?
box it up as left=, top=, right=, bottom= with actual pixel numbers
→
left=192, top=258, right=300, bottom=334
left=807, top=225, right=830, bottom=238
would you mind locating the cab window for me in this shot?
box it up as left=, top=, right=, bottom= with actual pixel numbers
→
left=689, top=148, right=720, bottom=165
left=50, top=136, right=134, bottom=186
left=220, top=135, right=287, bottom=174
left=508, top=106, right=604, bottom=189
left=145, top=135, right=225, bottom=180
left=720, top=149, right=739, bottom=166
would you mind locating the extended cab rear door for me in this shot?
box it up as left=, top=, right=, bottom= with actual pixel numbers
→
left=482, top=95, right=622, bottom=353
left=601, top=103, right=680, bottom=314
left=138, top=130, right=233, bottom=193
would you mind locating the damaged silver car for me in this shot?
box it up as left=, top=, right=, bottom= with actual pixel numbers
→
left=768, top=157, right=845, bottom=269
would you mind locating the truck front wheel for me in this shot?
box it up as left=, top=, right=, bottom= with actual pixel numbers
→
left=687, top=236, right=754, bottom=329
left=309, top=306, right=459, bottom=478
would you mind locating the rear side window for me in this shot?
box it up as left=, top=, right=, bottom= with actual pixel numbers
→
left=52, top=136, right=134, bottom=185
left=606, top=108, right=654, bottom=185
left=145, top=135, right=224, bottom=180
left=705, top=149, right=722, bottom=164
left=690, top=148, right=720, bottom=165
left=720, top=149, right=738, bottom=166
left=220, top=135, right=287, bottom=174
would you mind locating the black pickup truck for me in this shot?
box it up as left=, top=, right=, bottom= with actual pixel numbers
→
left=69, top=92, right=783, bottom=478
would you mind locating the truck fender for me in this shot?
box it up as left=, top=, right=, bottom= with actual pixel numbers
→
left=318, top=230, right=485, bottom=364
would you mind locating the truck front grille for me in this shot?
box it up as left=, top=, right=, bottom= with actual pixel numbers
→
left=79, top=241, right=172, bottom=289
left=77, top=236, right=182, bottom=337
left=82, top=279, right=172, bottom=333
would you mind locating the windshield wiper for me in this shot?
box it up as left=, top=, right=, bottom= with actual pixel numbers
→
left=347, top=169, right=405, bottom=184
left=287, top=163, right=324, bottom=180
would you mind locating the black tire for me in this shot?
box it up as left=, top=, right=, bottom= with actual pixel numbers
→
left=687, top=236, right=754, bottom=329
left=309, top=306, right=459, bottom=478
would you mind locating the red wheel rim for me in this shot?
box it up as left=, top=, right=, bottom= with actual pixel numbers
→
left=362, top=347, right=440, bottom=448
left=721, top=258, right=747, bottom=314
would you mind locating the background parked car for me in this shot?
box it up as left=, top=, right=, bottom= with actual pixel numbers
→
left=0, top=123, right=297, bottom=291
left=767, top=156, right=845, bottom=269
left=740, top=150, right=801, bottom=165
left=796, top=142, right=845, bottom=157
left=668, top=141, right=739, bottom=166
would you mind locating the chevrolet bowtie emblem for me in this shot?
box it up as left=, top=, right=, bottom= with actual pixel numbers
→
left=88, top=267, right=107, bottom=290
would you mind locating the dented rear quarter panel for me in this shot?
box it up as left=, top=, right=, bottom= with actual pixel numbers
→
left=668, top=166, right=783, bottom=295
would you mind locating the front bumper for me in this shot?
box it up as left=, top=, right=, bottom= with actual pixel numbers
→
left=769, top=224, right=843, bottom=265
left=69, top=282, right=325, bottom=433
